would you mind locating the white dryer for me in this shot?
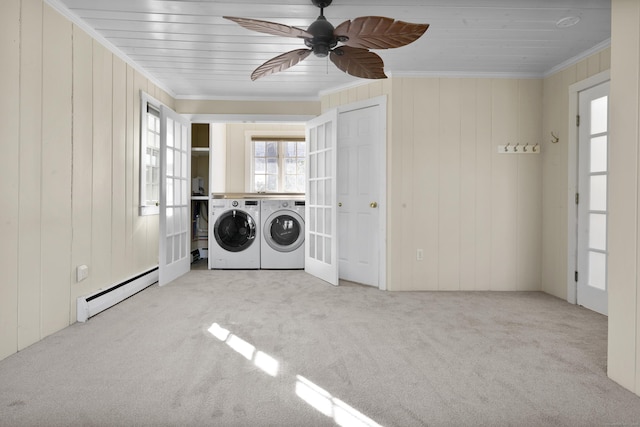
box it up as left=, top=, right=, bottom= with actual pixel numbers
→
left=210, top=199, right=260, bottom=269
left=261, top=199, right=305, bottom=269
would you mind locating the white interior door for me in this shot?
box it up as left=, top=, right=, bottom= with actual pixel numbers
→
left=305, top=110, right=338, bottom=286
left=576, top=81, right=609, bottom=315
left=337, top=103, right=383, bottom=287
left=159, top=106, right=191, bottom=286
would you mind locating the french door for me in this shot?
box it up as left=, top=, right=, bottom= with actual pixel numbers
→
left=159, top=106, right=191, bottom=286
left=576, top=81, right=610, bottom=315
left=305, top=110, right=338, bottom=286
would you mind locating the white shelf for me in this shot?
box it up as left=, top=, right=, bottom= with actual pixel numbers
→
left=192, top=147, right=209, bottom=156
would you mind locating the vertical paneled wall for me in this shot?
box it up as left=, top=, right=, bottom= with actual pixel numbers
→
left=541, top=48, right=611, bottom=300
left=0, top=0, right=21, bottom=360
left=0, top=0, right=173, bottom=362
left=322, top=77, right=543, bottom=291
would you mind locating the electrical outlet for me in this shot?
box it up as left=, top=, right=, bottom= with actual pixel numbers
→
left=416, top=249, right=424, bottom=261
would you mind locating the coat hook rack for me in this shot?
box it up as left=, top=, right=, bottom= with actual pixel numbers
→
left=498, top=142, right=540, bottom=154
left=551, top=132, right=559, bottom=143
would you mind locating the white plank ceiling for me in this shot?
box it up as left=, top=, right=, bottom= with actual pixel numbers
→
left=49, top=0, right=611, bottom=100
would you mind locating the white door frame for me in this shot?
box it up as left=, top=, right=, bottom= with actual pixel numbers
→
left=567, top=70, right=610, bottom=304
left=336, top=96, right=387, bottom=291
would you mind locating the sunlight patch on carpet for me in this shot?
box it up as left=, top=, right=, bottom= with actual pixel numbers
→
left=296, top=375, right=383, bottom=427
left=208, top=322, right=279, bottom=377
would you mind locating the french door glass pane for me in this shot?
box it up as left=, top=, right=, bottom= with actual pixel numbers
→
left=590, top=136, right=607, bottom=173
left=589, top=213, right=606, bottom=251
left=167, top=207, right=174, bottom=235
left=166, top=236, right=173, bottom=264
left=589, top=175, right=607, bottom=211
left=167, top=119, right=174, bottom=147
left=167, top=149, right=174, bottom=176
left=591, top=96, right=608, bottom=134
left=167, top=178, right=174, bottom=205
left=588, top=251, right=606, bottom=290
left=309, top=207, right=316, bottom=233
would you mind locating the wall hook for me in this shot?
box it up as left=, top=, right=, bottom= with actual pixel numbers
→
left=533, top=143, right=539, bottom=152
left=504, top=142, right=510, bottom=152
left=514, top=143, right=519, bottom=152
left=551, top=132, right=559, bottom=144
left=523, top=143, right=529, bottom=152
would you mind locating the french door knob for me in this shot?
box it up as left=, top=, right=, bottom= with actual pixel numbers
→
left=370, top=202, right=378, bottom=208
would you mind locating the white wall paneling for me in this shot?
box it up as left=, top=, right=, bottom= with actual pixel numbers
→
left=0, top=0, right=171, bottom=361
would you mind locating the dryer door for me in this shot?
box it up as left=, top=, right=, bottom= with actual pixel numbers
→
left=214, top=210, right=257, bottom=252
left=264, top=211, right=304, bottom=252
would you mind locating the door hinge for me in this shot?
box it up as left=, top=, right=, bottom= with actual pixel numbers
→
left=575, top=271, right=579, bottom=282
left=576, top=115, right=580, bottom=127
left=575, top=193, right=579, bottom=204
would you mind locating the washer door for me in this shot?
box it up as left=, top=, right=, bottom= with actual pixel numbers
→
left=214, top=210, right=257, bottom=252
left=264, top=211, right=304, bottom=253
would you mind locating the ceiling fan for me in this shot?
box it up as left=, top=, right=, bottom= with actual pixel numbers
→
left=224, top=0, right=429, bottom=81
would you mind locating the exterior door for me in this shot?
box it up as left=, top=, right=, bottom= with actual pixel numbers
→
left=305, top=110, right=338, bottom=286
left=159, top=106, right=191, bottom=286
left=576, top=81, right=610, bottom=315
left=337, top=103, right=382, bottom=287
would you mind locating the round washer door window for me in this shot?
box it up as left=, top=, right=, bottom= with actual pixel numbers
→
left=214, top=210, right=257, bottom=252
left=264, top=213, right=304, bottom=252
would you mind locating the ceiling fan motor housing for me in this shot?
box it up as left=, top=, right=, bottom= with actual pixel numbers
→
left=305, top=15, right=338, bottom=57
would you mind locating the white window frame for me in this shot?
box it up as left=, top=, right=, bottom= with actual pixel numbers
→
left=139, top=91, right=163, bottom=216
left=244, top=130, right=306, bottom=193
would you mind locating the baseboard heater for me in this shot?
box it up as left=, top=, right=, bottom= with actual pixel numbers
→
left=76, top=267, right=159, bottom=322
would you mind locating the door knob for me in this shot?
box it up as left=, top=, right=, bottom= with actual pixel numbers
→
left=338, top=202, right=342, bottom=207
left=370, top=202, right=378, bottom=208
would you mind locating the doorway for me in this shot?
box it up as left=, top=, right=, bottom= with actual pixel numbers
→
left=568, top=72, right=610, bottom=315
left=305, top=97, right=387, bottom=289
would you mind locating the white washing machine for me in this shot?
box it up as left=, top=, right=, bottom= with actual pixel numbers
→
left=261, top=199, right=305, bottom=269
left=210, top=199, right=260, bottom=269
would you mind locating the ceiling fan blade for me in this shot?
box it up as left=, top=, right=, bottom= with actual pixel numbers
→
left=329, top=46, right=387, bottom=80
left=334, top=16, right=429, bottom=49
left=224, top=16, right=312, bottom=39
left=251, top=49, right=312, bottom=81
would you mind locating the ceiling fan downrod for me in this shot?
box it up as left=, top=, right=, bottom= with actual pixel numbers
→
left=305, top=0, right=337, bottom=57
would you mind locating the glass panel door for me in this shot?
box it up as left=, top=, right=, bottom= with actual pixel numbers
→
left=305, top=110, right=338, bottom=286
left=159, top=106, right=191, bottom=286
left=577, top=81, right=610, bottom=315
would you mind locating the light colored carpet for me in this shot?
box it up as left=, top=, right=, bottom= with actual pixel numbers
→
left=1, top=269, right=640, bottom=427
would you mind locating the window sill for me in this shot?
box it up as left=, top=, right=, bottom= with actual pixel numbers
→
left=139, top=205, right=159, bottom=216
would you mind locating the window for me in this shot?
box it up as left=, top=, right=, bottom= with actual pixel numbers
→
left=139, top=92, right=162, bottom=215
left=246, top=133, right=306, bottom=193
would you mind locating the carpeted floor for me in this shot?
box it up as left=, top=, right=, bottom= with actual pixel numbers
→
left=1, top=269, right=640, bottom=427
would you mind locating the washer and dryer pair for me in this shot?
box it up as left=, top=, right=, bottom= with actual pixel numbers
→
left=209, top=198, right=305, bottom=269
